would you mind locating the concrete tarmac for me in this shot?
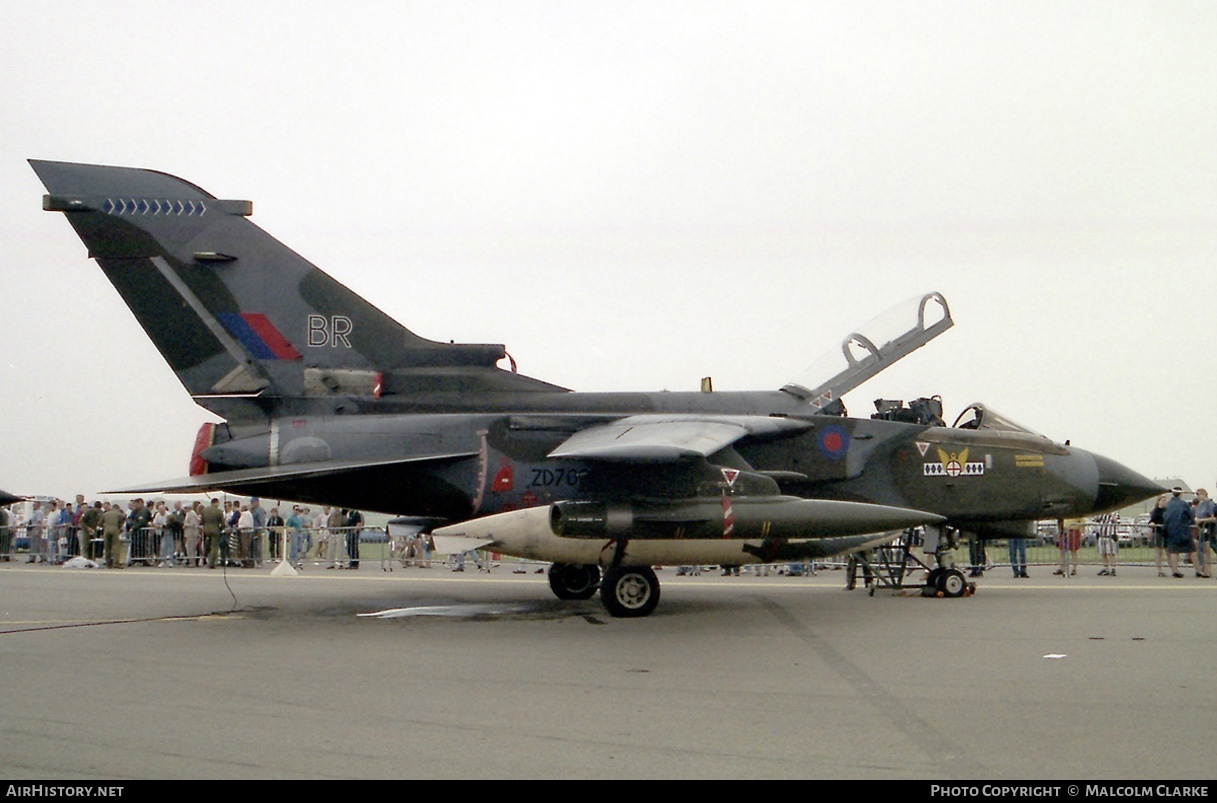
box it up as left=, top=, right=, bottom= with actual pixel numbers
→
left=0, top=559, right=1213, bottom=780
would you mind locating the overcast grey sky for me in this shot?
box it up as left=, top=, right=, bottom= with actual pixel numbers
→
left=2, top=1, right=1215, bottom=499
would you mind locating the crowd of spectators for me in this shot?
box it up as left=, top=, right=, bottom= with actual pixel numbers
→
left=0, top=495, right=367, bottom=570
left=4, top=488, right=1217, bottom=578
left=1047, top=486, right=1216, bottom=579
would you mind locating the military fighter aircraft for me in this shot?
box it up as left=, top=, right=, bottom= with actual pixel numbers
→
left=31, top=160, right=1162, bottom=616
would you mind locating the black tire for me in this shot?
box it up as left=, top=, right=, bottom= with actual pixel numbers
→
left=937, top=568, right=968, bottom=598
left=600, top=566, right=660, bottom=618
left=922, top=567, right=943, bottom=596
left=547, top=563, right=601, bottom=600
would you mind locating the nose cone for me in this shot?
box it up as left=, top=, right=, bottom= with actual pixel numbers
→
left=1091, top=452, right=1165, bottom=512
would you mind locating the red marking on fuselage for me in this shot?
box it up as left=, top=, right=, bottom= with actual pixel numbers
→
left=492, top=460, right=514, bottom=492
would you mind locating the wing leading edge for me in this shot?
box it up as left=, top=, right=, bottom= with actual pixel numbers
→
left=548, top=414, right=812, bottom=462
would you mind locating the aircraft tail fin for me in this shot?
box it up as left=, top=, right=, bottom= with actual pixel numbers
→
left=31, top=160, right=563, bottom=418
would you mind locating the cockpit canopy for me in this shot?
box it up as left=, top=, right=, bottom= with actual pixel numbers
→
left=781, top=291, right=1051, bottom=441
left=782, top=292, right=952, bottom=412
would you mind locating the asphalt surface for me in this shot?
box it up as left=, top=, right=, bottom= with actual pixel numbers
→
left=0, top=558, right=1212, bottom=780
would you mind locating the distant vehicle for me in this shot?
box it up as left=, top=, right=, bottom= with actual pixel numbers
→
left=1082, top=520, right=1098, bottom=547
left=1082, top=517, right=1149, bottom=548
left=1036, top=520, right=1060, bottom=546
left=1126, top=515, right=1153, bottom=547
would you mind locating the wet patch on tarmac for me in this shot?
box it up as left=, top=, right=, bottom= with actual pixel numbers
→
left=358, top=600, right=605, bottom=622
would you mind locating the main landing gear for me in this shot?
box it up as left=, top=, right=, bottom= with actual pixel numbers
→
left=547, top=563, right=600, bottom=600
left=546, top=560, right=662, bottom=618
left=599, top=565, right=660, bottom=618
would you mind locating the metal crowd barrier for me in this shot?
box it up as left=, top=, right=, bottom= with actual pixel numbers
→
left=265, top=524, right=377, bottom=569
left=0, top=523, right=1205, bottom=574
left=0, top=524, right=102, bottom=564
left=0, top=524, right=387, bottom=567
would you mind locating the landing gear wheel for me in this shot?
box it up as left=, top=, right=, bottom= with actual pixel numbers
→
left=547, top=563, right=601, bottom=600
left=600, top=566, right=660, bottom=618
left=937, top=568, right=968, bottom=598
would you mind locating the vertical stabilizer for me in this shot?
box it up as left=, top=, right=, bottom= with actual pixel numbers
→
left=31, top=160, right=560, bottom=417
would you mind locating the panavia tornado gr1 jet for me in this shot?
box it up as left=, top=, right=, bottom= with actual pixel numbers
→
left=31, top=160, right=1162, bottom=617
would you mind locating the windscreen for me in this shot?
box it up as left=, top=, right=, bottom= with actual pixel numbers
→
left=952, top=403, right=1044, bottom=435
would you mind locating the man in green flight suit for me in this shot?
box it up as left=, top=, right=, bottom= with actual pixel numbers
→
left=201, top=498, right=226, bottom=569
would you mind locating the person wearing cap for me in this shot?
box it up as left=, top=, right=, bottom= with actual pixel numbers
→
left=202, top=498, right=225, bottom=568
left=101, top=501, right=125, bottom=568
left=1163, top=487, right=1197, bottom=578
left=285, top=506, right=306, bottom=569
